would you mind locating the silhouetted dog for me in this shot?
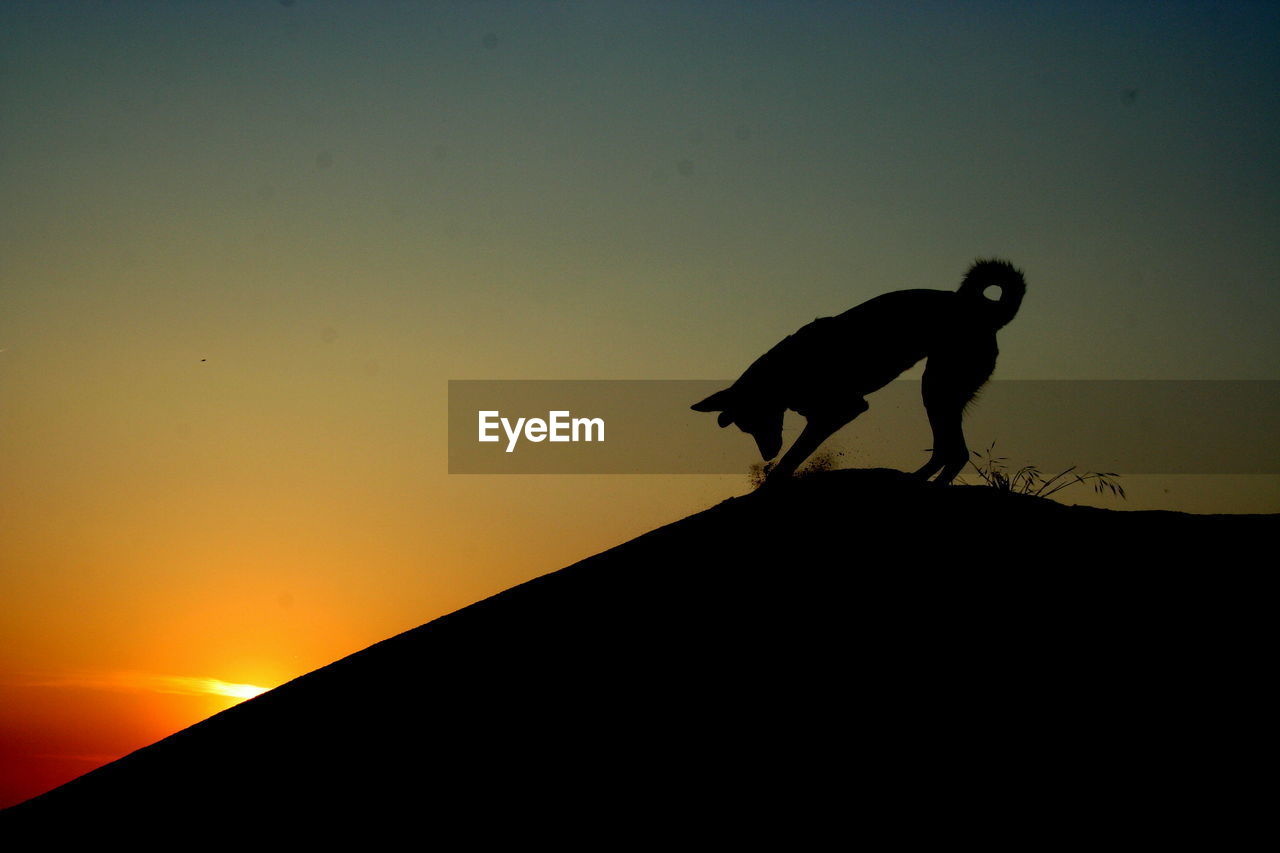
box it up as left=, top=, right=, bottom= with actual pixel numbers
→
left=692, top=259, right=1026, bottom=485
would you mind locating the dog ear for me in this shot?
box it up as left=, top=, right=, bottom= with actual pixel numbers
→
left=691, top=388, right=734, bottom=412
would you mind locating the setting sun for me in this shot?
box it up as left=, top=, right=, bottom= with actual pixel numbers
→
left=28, top=672, right=271, bottom=703
left=199, top=679, right=270, bottom=701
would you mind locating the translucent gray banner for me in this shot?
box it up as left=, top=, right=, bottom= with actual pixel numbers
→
left=448, top=380, right=1280, bottom=475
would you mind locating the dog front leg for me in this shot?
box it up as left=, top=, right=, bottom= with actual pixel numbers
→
left=766, top=399, right=867, bottom=483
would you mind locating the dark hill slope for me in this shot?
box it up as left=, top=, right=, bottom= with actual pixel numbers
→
left=4, top=470, right=1273, bottom=839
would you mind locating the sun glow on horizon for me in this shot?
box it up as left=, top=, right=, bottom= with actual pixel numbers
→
left=201, top=678, right=270, bottom=700
left=28, top=672, right=272, bottom=702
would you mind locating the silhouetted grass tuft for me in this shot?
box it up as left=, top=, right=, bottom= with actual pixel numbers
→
left=962, top=441, right=1126, bottom=500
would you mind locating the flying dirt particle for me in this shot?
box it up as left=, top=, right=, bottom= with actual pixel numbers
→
left=482, top=32, right=498, bottom=50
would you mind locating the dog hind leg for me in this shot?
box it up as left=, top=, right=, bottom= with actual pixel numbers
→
left=913, top=348, right=994, bottom=484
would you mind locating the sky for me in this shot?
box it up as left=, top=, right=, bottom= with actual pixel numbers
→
left=2, top=0, right=1278, bottom=807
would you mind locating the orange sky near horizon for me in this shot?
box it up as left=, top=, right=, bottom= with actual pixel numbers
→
left=2, top=2, right=1277, bottom=809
